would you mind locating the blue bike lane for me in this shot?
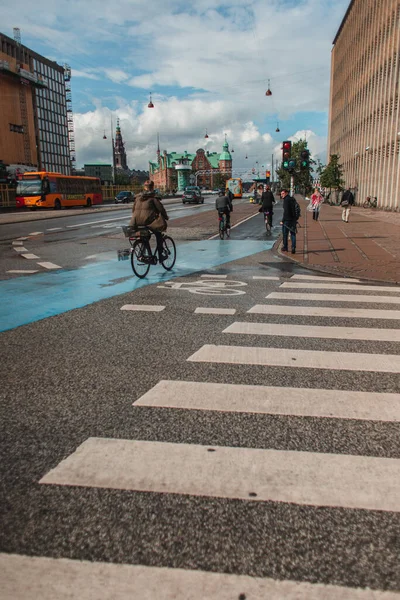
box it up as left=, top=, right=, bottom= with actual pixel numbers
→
left=0, top=240, right=273, bottom=332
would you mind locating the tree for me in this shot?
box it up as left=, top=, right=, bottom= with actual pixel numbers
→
left=214, top=172, right=230, bottom=190
left=319, top=154, right=345, bottom=203
left=275, top=139, right=315, bottom=194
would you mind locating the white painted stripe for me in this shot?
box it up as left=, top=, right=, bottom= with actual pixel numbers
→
left=16, top=237, right=28, bottom=241
left=13, top=246, right=28, bottom=253
left=135, top=380, right=400, bottom=422
left=66, top=216, right=127, bottom=228
left=29, top=231, right=42, bottom=235
left=248, top=304, right=400, bottom=320
left=46, top=227, right=63, bottom=231
left=40, top=437, right=400, bottom=512
left=268, top=292, right=400, bottom=305
left=121, top=304, right=165, bottom=312
left=281, top=282, right=400, bottom=293
left=4, top=554, right=399, bottom=600
left=187, top=344, right=400, bottom=373
left=291, top=274, right=362, bottom=282
left=223, top=321, right=400, bottom=342
left=253, top=276, right=280, bottom=280
left=84, top=255, right=98, bottom=259
left=201, top=274, right=228, bottom=278
left=195, top=308, right=236, bottom=315
left=37, top=262, right=62, bottom=270
left=12, top=240, right=23, bottom=246
left=7, top=270, right=39, bottom=274
left=22, top=253, right=39, bottom=259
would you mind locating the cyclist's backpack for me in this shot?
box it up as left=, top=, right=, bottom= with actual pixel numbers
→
left=293, top=198, right=301, bottom=221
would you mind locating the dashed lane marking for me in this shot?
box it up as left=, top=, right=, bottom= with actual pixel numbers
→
left=135, top=380, right=400, bottom=422
left=84, top=255, right=98, bottom=260
left=37, top=262, right=62, bottom=270
left=121, top=305, right=165, bottom=312
left=248, top=304, right=400, bottom=320
left=46, top=227, right=63, bottom=231
left=200, top=274, right=228, bottom=278
left=268, top=292, right=400, bottom=305
left=281, top=282, right=400, bottom=293
left=253, top=276, right=280, bottom=280
left=187, top=344, right=400, bottom=373
left=6, top=270, right=39, bottom=275
left=13, top=247, right=28, bottom=253
left=39, top=437, right=400, bottom=512
left=195, top=307, right=236, bottom=315
left=28, top=231, right=43, bottom=236
left=223, top=321, right=400, bottom=342
left=12, top=241, right=24, bottom=246
left=4, top=554, right=399, bottom=600
left=21, top=253, right=39, bottom=259
left=291, top=274, right=362, bottom=282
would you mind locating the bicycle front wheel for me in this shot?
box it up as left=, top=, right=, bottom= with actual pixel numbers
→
left=131, top=238, right=151, bottom=278
left=160, top=235, right=176, bottom=271
left=219, top=220, right=225, bottom=239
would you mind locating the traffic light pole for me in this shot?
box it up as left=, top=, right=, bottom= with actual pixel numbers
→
left=290, top=174, right=295, bottom=197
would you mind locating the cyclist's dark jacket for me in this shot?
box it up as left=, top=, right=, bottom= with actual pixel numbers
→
left=215, top=195, right=232, bottom=212
left=129, top=191, right=168, bottom=232
left=260, top=190, right=275, bottom=212
left=341, top=190, right=354, bottom=205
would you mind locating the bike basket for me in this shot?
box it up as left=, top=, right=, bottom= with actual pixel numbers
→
left=122, top=225, right=137, bottom=237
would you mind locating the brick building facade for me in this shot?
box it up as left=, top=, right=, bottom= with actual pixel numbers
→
left=328, top=0, right=400, bottom=209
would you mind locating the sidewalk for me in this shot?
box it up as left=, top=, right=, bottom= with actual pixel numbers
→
left=279, top=197, right=400, bottom=284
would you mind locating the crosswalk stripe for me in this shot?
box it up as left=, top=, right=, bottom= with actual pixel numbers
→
left=268, top=292, right=400, bottom=305
left=253, top=276, right=280, bottom=280
left=135, top=380, right=400, bottom=422
left=291, top=274, right=362, bottom=282
left=6, top=270, right=39, bottom=274
left=22, top=253, right=39, bottom=259
left=39, top=437, right=400, bottom=512
left=281, top=282, right=400, bottom=293
left=223, top=321, right=400, bottom=342
left=121, top=305, right=165, bottom=312
left=201, top=274, right=227, bottom=278
left=12, top=241, right=23, bottom=246
left=13, top=246, right=28, bottom=253
left=195, top=308, right=236, bottom=315
left=3, top=554, right=400, bottom=600
left=248, top=304, right=400, bottom=320
left=37, top=262, right=62, bottom=270
left=187, top=344, right=400, bottom=373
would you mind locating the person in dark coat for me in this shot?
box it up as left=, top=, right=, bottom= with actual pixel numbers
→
left=259, top=185, right=276, bottom=227
left=129, top=180, right=169, bottom=259
left=280, top=188, right=297, bottom=254
left=341, top=188, right=355, bottom=222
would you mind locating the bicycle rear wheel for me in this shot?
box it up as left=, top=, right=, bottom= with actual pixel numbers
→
left=160, top=235, right=176, bottom=271
left=219, top=219, right=225, bottom=239
left=131, top=238, right=151, bottom=278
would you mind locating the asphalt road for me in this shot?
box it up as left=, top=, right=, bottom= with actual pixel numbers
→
left=1, top=198, right=400, bottom=598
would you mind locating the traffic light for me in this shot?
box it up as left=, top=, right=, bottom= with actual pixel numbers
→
left=300, top=149, right=310, bottom=169
left=288, top=158, right=296, bottom=170
left=265, top=170, right=271, bottom=183
left=282, top=141, right=291, bottom=170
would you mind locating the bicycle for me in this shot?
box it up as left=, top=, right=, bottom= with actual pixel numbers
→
left=264, top=211, right=272, bottom=235
left=119, top=226, right=176, bottom=278
left=218, top=212, right=230, bottom=239
left=363, top=196, right=377, bottom=208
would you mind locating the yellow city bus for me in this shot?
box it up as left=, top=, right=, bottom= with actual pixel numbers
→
left=16, top=172, right=102, bottom=210
left=226, top=177, right=243, bottom=198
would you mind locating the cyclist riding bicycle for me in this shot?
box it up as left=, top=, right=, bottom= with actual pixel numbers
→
left=215, top=189, right=233, bottom=229
left=129, top=180, right=169, bottom=260
left=259, top=185, right=276, bottom=227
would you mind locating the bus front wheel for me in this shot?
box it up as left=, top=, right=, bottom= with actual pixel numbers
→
left=54, top=199, right=61, bottom=210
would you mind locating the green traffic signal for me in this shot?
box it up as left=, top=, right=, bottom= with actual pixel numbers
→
left=283, top=160, right=289, bottom=169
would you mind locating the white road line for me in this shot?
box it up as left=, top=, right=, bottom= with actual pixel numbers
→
left=84, top=255, right=98, bottom=260
left=248, top=304, right=400, bottom=320
left=195, top=308, right=236, bottom=315
left=66, top=216, right=128, bottom=228
left=12, top=241, right=23, bottom=246
left=37, top=262, right=62, bottom=270
left=121, top=305, right=165, bottom=312
left=268, top=292, right=400, bottom=305
left=22, top=253, right=39, bottom=259
left=135, top=380, right=400, bottom=422
left=16, top=237, right=28, bottom=241
left=291, top=274, right=362, bottom=282
left=201, top=274, right=228, bottom=278
left=29, top=231, right=42, bottom=236
left=187, top=344, right=400, bottom=373
left=253, top=275, right=281, bottom=280
left=46, top=227, right=63, bottom=231
left=281, top=282, right=400, bottom=293
left=223, top=321, right=400, bottom=342
left=13, top=247, right=28, bottom=253
left=4, top=554, right=398, bottom=600
left=40, top=437, right=400, bottom=512
left=6, top=270, right=39, bottom=274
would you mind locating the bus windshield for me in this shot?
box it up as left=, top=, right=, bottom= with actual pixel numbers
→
left=16, top=178, right=43, bottom=196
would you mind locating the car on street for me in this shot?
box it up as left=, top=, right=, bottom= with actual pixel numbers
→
left=182, top=186, right=204, bottom=204
left=115, top=191, right=135, bottom=204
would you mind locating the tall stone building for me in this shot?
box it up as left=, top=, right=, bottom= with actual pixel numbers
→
left=149, top=140, right=232, bottom=191
left=328, top=0, right=400, bottom=209
left=113, top=119, right=128, bottom=171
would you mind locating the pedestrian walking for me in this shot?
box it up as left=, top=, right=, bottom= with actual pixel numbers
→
left=311, top=188, right=323, bottom=221
left=341, top=188, right=355, bottom=222
left=280, top=188, right=297, bottom=254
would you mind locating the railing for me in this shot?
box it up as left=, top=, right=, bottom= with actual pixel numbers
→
left=0, top=185, right=16, bottom=209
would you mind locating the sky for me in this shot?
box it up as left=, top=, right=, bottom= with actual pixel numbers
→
left=1, top=0, right=350, bottom=173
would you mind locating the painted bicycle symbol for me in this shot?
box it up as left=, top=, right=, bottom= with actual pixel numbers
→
left=158, top=279, right=248, bottom=296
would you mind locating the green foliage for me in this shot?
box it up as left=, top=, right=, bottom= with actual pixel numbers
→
left=276, top=139, right=315, bottom=194
left=114, top=171, right=130, bottom=185
left=319, top=155, right=345, bottom=191
left=214, top=172, right=230, bottom=189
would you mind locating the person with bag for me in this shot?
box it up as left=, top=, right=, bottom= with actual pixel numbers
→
left=311, top=188, right=323, bottom=221
left=259, top=185, right=276, bottom=228
left=129, top=180, right=169, bottom=260
left=341, top=188, right=355, bottom=222
left=280, top=188, right=297, bottom=254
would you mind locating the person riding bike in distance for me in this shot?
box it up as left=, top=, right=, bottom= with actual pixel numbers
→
left=216, top=189, right=233, bottom=230
left=259, top=184, right=276, bottom=227
left=129, top=180, right=169, bottom=260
